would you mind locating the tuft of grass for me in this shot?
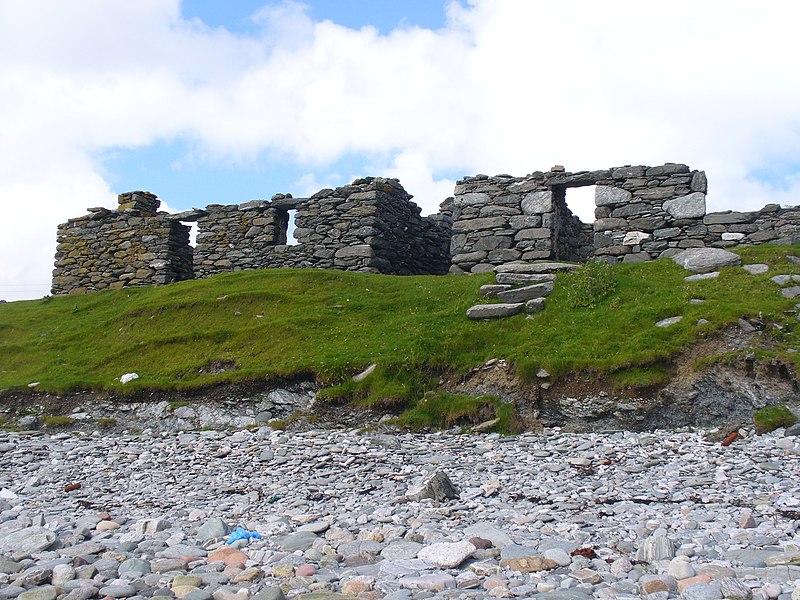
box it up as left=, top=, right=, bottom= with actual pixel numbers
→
left=41, top=415, right=74, bottom=427
left=168, top=401, right=190, bottom=411
left=392, top=392, right=521, bottom=433
left=754, top=405, right=797, bottom=434
left=607, top=364, right=673, bottom=392
left=97, top=417, right=117, bottom=428
left=316, top=365, right=435, bottom=409
left=566, top=259, right=617, bottom=309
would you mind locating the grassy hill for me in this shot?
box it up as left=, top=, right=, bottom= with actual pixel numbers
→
left=1, top=245, right=799, bottom=414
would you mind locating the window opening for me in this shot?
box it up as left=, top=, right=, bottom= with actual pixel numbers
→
left=180, top=221, right=197, bottom=247
left=563, top=185, right=596, bottom=224
left=286, top=209, right=299, bottom=246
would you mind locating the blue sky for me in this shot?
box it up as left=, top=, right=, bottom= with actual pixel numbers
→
left=1, top=0, right=799, bottom=300
left=184, top=0, right=453, bottom=34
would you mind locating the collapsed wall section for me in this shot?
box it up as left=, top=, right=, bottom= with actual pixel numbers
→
left=193, top=201, right=289, bottom=277
left=703, top=205, right=800, bottom=248
left=51, top=192, right=193, bottom=295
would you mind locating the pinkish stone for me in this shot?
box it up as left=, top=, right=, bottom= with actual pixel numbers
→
left=295, top=564, right=317, bottom=577
left=207, top=547, right=248, bottom=569
left=677, top=574, right=713, bottom=593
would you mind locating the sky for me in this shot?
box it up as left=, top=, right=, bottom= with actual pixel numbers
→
left=1, top=0, right=799, bottom=301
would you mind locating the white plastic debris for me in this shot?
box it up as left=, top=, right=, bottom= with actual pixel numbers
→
left=120, top=373, right=139, bottom=384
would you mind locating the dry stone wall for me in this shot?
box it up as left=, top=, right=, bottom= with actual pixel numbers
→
left=194, top=177, right=451, bottom=277
left=448, top=164, right=711, bottom=272
left=703, top=205, right=800, bottom=249
left=52, top=179, right=451, bottom=295
left=52, top=192, right=193, bottom=295
left=52, top=164, right=800, bottom=295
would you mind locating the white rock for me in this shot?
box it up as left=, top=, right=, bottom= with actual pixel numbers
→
left=622, top=231, right=652, bottom=246
left=120, top=373, right=139, bottom=384
left=542, top=547, right=572, bottom=567
left=418, top=541, right=476, bottom=568
left=656, top=316, right=682, bottom=328
left=637, top=535, right=675, bottom=562
left=668, top=556, right=695, bottom=580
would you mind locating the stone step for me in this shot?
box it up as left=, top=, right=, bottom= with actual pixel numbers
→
left=479, top=284, right=512, bottom=298
left=496, top=281, right=554, bottom=303
left=495, top=262, right=578, bottom=275
left=526, top=298, right=546, bottom=315
left=495, top=272, right=556, bottom=285
left=466, top=303, right=524, bottom=320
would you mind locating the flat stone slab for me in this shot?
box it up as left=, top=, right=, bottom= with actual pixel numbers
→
left=418, top=541, right=476, bottom=568
left=0, top=527, right=56, bottom=556
left=479, top=284, right=512, bottom=298
left=496, top=281, right=554, bottom=303
left=781, top=286, right=800, bottom=299
left=742, top=264, right=769, bottom=275
left=276, top=531, right=318, bottom=552
left=495, top=272, right=556, bottom=285
left=684, top=271, right=719, bottom=282
left=464, top=523, right=515, bottom=549
left=495, top=262, right=578, bottom=274
left=466, top=303, right=524, bottom=320
left=671, top=248, right=742, bottom=273
left=525, top=298, right=546, bottom=314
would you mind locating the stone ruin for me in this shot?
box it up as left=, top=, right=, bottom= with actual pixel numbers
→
left=52, top=164, right=800, bottom=294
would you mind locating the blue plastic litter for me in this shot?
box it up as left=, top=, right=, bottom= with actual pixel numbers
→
left=226, top=526, right=263, bottom=545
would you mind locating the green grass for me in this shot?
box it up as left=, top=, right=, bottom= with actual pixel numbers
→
left=754, top=405, right=797, bottom=434
left=392, top=392, right=520, bottom=433
left=607, top=364, right=674, bottom=392
left=1, top=245, right=799, bottom=406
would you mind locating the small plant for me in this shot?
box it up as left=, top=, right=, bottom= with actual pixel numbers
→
left=566, top=259, right=617, bottom=309
left=41, top=415, right=74, bottom=428
left=754, top=405, right=797, bottom=434
left=97, top=418, right=117, bottom=428
left=168, top=400, right=190, bottom=411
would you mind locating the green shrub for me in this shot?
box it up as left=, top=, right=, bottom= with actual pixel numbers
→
left=566, top=259, right=617, bottom=309
left=754, top=405, right=797, bottom=434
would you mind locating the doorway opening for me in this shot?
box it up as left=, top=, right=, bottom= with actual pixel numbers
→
left=563, top=185, right=597, bottom=224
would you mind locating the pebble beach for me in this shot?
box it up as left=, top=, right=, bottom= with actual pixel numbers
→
left=1, top=424, right=799, bottom=600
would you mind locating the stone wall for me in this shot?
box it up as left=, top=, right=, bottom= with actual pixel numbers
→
left=52, top=179, right=451, bottom=295
left=448, top=164, right=711, bottom=272
left=52, top=165, right=800, bottom=295
left=52, top=192, right=193, bottom=295
left=194, top=177, right=451, bottom=277
left=703, top=205, right=800, bottom=249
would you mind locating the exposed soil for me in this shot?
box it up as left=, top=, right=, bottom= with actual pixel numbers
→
left=447, top=325, right=799, bottom=432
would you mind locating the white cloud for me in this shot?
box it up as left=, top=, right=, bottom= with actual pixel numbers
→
left=1, top=0, right=799, bottom=300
